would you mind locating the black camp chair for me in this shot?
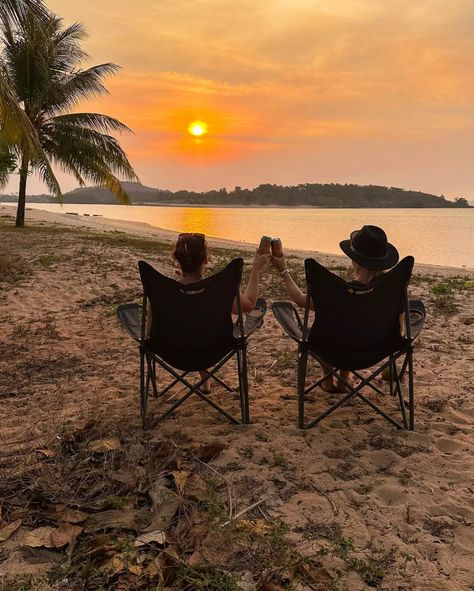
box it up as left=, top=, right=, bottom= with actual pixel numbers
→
left=272, top=256, right=425, bottom=430
left=117, top=258, right=266, bottom=427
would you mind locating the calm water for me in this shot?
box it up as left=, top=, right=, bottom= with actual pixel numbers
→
left=19, top=203, right=474, bottom=269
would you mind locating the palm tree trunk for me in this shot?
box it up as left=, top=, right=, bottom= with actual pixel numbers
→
left=15, top=155, right=28, bottom=227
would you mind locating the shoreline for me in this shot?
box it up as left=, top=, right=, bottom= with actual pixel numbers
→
left=1, top=204, right=473, bottom=275
left=1, top=200, right=473, bottom=210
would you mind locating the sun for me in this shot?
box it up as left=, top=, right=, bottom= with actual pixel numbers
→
left=188, top=120, right=208, bottom=137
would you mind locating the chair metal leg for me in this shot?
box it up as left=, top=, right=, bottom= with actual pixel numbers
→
left=151, top=358, right=159, bottom=397
left=393, top=357, right=408, bottom=429
left=211, top=375, right=235, bottom=392
left=145, top=354, right=159, bottom=398
left=237, top=346, right=250, bottom=424
left=297, top=345, right=308, bottom=428
left=139, top=348, right=148, bottom=428
left=408, top=350, right=414, bottom=430
left=389, top=357, right=394, bottom=396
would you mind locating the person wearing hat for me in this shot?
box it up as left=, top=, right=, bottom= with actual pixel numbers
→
left=270, top=225, right=400, bottom=392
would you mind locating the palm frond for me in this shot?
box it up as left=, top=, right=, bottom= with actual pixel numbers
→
left=0, top=73, right=43, bottom=159
left=40, top=120, right=139, bottom=202
left=30, top=145, right=62, bottom=199
left=46, top=63, right=120, bottom=114
left=0, top=0, right=47, bottom=24
left=51, top=112, right=133, bottom=134
left=0, top=149, right=16, bottom=187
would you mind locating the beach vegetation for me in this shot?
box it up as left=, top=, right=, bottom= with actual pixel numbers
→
left=431, top=282, right=450, bottom=295
left=431, top=294, right=458, bottom=315
left=176, top=564, right=240, bottom=591
left=0, top=251, right=30, bottom=282
left=0, top=3, right=138, bottom=227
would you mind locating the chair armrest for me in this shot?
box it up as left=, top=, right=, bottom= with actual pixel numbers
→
left=409, top=299, right=425, bottom=340
left=117, top=303, right=142, bottom=342
left=233, top=298, right=267, bottom=338
left=271, top=301, right=303, bottom=342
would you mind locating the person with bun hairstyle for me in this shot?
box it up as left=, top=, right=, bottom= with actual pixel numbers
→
left=270, top=225, right=401, bottom=393
left=147, top=232, right=269, bottom=393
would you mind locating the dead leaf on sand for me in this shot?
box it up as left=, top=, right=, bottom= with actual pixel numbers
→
left=85, top=509, right=141, bottom=532
left=103, top=553, right=141, bottom=576
left=22, top=523, right=82, bottom=548
left=0, top=519, right=22, bottom=543
left=172, top=470, right=189, bottom=493
left=196, top=441, right=226, bottom=462
left=184, top=474, right=208, bottom=502
left=145, top=478, right=179, bottom=532
left=134, top=530, right=166, bottom=547
left=87, top=437, right=122, bottom=453
left=47, top=507, right=89, bottom=524
left=109, top=470, right=137, bottom=491
left=20, top=546, right=64, bottom=564
left=22, top=527, right=55, bottom=548
left=50, top=523, right=83, bottom=548
left=236, top=519, right=271, bottom=536
left=35, top=448, right=58, bottom=459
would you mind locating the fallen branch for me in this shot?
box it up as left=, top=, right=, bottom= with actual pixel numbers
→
left=221, top=495, right=276, bottom=527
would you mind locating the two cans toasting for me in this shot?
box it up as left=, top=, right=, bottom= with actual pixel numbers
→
left=259, top=236, right=283, bottom=257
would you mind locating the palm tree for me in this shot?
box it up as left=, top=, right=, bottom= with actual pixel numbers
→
left=0, top=0, right=48, bottom=170
left=0, top=6, right=138, bottom=226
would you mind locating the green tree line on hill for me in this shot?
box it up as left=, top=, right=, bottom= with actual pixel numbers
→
left=5, top=181, right=468, bottom=207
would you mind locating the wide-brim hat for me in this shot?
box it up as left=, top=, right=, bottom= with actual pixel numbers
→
left=339, top=225, right=399, bottom=271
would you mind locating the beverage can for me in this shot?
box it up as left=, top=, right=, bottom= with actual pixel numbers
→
left=271, top=238, right=283, bottom=257
left=259, top=236, right=272, bottom=255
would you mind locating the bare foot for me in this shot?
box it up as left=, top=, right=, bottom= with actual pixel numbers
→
left=320, top=374, right=335, bottom=392
left=320, top=371, right=351, bottom=393
left=199, top=371, right=211, bottom=394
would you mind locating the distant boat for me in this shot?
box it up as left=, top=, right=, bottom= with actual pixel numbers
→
left=66, top=212, right=78, bottom=216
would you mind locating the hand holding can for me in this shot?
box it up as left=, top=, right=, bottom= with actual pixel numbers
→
left=258, top=235, right=272, bottom=255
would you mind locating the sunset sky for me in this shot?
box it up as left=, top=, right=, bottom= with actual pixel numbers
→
left=7, top=0, right=474, bottom=198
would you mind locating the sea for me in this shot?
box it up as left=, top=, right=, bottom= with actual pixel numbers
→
left=14, top=204, right=474, bottom=269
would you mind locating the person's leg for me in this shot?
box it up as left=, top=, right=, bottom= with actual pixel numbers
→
left=334, top=370, right=351, bottom=393
left=199, top=370, right=211, bottom=394
left=320, top=362, right=335, bottom=392
left=320, top=364, right=351, bottom=393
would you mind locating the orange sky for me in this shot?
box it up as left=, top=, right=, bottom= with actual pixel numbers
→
left=8, top=0, right=474, bottom=198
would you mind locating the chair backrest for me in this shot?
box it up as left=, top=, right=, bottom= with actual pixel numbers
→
left=138, top=258, right=243, bottom=365
left=305, top=257, right=414, bottom=357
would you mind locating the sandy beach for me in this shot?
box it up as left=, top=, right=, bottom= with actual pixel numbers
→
left=1, top=204, right=473, bottom=591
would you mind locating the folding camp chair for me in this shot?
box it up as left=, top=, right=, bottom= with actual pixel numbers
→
left=272, top=256, right=425, bottom=430
left=117, top=258, right=266, bottom=427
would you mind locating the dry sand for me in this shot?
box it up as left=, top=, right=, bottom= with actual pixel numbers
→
left=0, top=204, right=473, bottom=590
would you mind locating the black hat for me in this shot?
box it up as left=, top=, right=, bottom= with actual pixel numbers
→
left=339, top=225, right=399, bottom=271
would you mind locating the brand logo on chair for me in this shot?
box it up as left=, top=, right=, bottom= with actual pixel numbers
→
left=180, top=288, right=205, bottom=295
left=347, top=287, right=374, bottom=295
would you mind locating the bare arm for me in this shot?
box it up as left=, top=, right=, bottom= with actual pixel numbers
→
left=270, top=255, right=313, bottom=309
left=145, top=302, right=152, bottom=338
left=232, top=253, right=269, bottom=314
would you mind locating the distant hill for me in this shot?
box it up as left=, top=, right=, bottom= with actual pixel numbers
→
left=1, top=181, right=471, bottom=208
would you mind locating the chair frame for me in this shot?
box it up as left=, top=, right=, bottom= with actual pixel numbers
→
left=278, top=265, right=416, bottom=430
left=136, top=269, right=251, bottom=428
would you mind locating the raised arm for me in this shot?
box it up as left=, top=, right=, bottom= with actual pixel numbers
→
left=271, top=254, right=312, bottom=309
left=232, top=253, right=269, bottom=314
